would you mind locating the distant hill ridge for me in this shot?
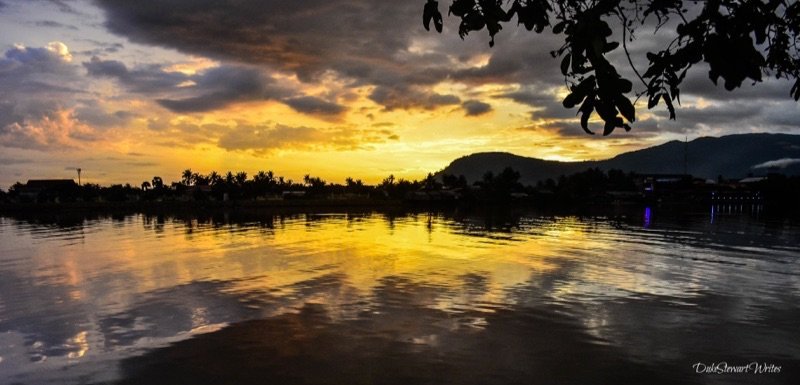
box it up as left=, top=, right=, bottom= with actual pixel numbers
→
left=438, top=133, right=800, bottom=186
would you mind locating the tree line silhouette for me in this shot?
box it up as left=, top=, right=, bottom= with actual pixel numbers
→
left=2, top=167, right=798, bottom=210
left=3, top=169, right=444, bottom=203
left=0, top=166, right=641, bottom=204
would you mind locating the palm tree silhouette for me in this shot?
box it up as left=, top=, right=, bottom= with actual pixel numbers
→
left=151, top=176, right=164, bottom=190
left=181, top=169, right=193, bottom=186
left=208, top=171, right=222, bottom=186
left=234, top=171, right=248, bottom=186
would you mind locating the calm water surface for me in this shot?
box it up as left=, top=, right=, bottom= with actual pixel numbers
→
left=0, top=209, right=799, bottom=384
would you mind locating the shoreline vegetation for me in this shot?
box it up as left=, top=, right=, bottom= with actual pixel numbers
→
left=2, top=167, right=799, bottom=216
left=0, top=197, right=402, bottom=213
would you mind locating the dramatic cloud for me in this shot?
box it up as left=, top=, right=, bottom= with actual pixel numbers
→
left=648, top=100, right=800, bottom=134
left=452, top=31, right=564, bottom=87
left=158, top=65, right=294, bottom=113
left=92, top=1, right=488, bottom=112
left=496, top=87, right=556, bottom=108
left=368, top=86, right=460, bottom=111
left=1, top=42, right=75, bottom=81
left=0, top=42, right=94, bottom=149
left=494, top=85, right=578, bottom=121
left=462, top=100, right=492, bottom=116
left=752, top=158, right=800, bottom=169
left=85, top=57, right=354, bottom=116
left=85, top=57, right=298, bottom=113
left=0, top=41, right=153, bottom=151
left=678, top=64, right=795, bottom=102
left=88, top=0, right=800, bottom=134
left=0, top=109, right=98, bottom=150
left=85, top=57, right=203, bottom=93
left=95, top=1, right=421, bottom=79
left=283, top=96, right=347, bottom=117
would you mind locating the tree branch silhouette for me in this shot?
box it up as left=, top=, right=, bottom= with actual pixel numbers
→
left=423, top=0, right=800, bottom=135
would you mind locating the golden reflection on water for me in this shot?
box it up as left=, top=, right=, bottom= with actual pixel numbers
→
left=7, top=213, right=694, bottom=320
left=3, top=211, right=800, bottom=385
left=66, top=331, right=89, bottom=359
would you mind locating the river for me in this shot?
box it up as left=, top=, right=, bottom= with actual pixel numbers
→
left=0, top=207, right=798, bottom=384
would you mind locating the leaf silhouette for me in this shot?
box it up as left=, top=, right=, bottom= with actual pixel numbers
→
left=423, top=0, right=800, bottom=135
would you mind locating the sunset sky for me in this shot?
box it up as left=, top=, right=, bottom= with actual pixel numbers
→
left=1, top=0, right=797, bottom=189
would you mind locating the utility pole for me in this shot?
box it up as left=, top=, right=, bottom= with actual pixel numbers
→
left=77, top=168, right=81, bottom=186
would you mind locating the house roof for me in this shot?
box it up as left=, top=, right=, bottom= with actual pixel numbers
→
left=25, top=179, right=78, bottom=189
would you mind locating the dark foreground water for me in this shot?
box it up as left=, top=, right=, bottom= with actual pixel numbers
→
left=0, top=208, right=798, bottom=385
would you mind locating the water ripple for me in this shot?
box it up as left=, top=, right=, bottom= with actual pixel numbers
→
left=0, top=209, right=798, bottom=384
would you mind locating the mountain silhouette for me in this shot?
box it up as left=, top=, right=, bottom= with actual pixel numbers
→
left=438, top=133, right=800, bottom=185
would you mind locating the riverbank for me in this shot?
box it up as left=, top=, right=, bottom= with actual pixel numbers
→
left=0, top=198, right=405, bottom=213
left=0, top=197, right=787, bottom=217
left=4, top=199, right=795, bottom=222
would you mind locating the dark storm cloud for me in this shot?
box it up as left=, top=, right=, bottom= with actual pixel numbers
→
left=283, top=96, right=347, bottom=117
left=760, top=103, right=800, bottom=128
left=452, top=29, right=564, bottom=87
left=462, top=100, right=492, bottom=116
left=92, top=0, right=481, bottom=111
left=156, top=94, right=237, bottom=113
left=94, top=1, right=420, bottom=80
left=496, top=87, right=554, bottom=107
left=156, top=66, right=291, bottom=113
left=85, top=56, right=354, bottom=117
left=648, top=101, right=800, bottom=133
left=84, top=57, right=192, bottom=93
left=540, top=117, right=661, bottom=139
left=678, top=64, right=795, bottom=102
left=192, top=65, right=283, bottom=98
left=86, top=0, right=800, bottom=134
left=368, top=85, right=460, bottom=111
left=595, top=96, right=799, bottom=138
left=661, top=103, right=765, bottom=124
left=603, top=20, right=798, bottom=133
left=494, top=86, right=578, bottom=121
left=85, top=57, right=295, bottom=113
